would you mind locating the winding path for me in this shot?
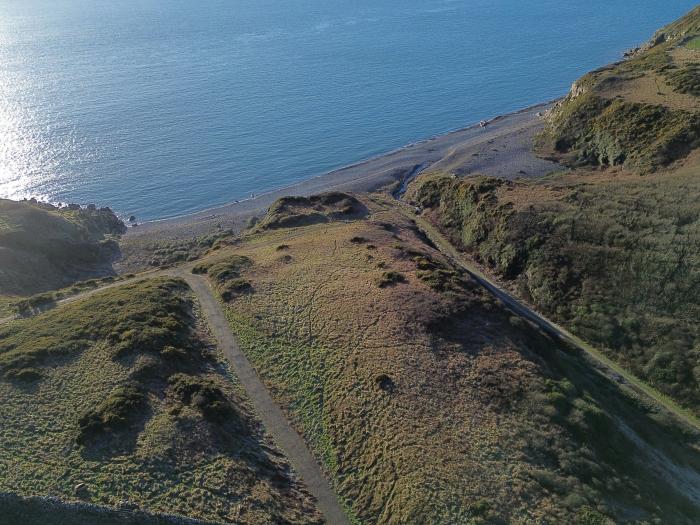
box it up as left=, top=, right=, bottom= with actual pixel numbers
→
left=171, top=269, right=351, bottom=525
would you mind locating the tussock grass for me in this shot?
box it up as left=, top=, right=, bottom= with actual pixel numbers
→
left=0, top=278, right=321, bottom=524
left=200, top=197, right=700, bottom=524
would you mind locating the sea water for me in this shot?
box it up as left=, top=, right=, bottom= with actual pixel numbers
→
left=0, top=0, right=695, bottom=220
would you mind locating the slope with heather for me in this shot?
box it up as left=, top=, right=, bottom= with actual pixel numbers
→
left=537, top=6, right=700, bottom=172
left=404, top=5, right=700, bottom=418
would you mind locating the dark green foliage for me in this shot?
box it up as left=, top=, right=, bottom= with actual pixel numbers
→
left=168, top=373, right=235, bottom=423
left=197, top=256, right=252, bottom=282
left=5, top=367, right=43, bottom=383
left=220, top=279, right=253, bottom=302
left=193, top=256, right=254, bottom=301
left=576, top=507, right=613, bottom=525
left=377, top=271, right=406, bottom=288
left=14, top=293, right=56, bottom=316
left=77, top=384, right=147, bottom=446
left=537, top=6, right=700, bottom=173
left=410, top=251, right=476, bottom=293
left=541, top=93, right=700, bottom=173
left=0, top=199, right=125, bottom=296
left=407, top=171, right=700, bottom=415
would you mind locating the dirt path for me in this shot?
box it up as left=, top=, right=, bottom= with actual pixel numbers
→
left=172, top=270, right=351, bottom=525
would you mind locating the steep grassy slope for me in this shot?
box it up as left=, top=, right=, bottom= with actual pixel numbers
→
left=405, top=162, right=700, bottom=416
left=538, top=6, right=699, bottom=172
left=0, top=199, right=126, bottom=301
left=0, top=278, right=321, bottom=525
left=196, top=193, right=700, bottom=524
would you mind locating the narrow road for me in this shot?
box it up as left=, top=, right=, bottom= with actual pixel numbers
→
left=173, top=270, right=351, bottom=525
left=399, top=205, right=700, bottom=433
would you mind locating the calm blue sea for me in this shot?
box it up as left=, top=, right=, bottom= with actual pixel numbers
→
left=0, top=0, right=696, bottom=220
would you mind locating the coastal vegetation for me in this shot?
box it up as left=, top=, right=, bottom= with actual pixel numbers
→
left=537, top=6, right=700, bottom=172
left=0, top=278, right=321, bottom=524
left=197, top=194, right=700, bottom=524
left=0, top=199, right=126, bottom=302
left=2, top=6, right=700, bottom=525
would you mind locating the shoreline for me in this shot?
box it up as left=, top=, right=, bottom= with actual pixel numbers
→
left=119, top=98, right=561, bottom=269
left=138, top=98, right=561, bottom=227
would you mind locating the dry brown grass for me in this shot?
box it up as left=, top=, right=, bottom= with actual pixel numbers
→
left=198, top=194, right=700, bottom=524
left=599, top=72, right=699, bottom=110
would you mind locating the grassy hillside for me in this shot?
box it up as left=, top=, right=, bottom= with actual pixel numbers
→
left=194, top=193, right=700, bottom=524
left=405, top=163, right=700, bottom=415
left=0, top=278, right=321, bottom=525
left=537, top=6, right=700, bottom=173
left=0, top=199, right=126, bottom=301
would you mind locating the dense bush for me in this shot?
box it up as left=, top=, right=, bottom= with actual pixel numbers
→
left=77, top=384, right=147, bottom=446
left=168, top=373, right=235, bottom=423
left=407, top=171, right=700, bottom=414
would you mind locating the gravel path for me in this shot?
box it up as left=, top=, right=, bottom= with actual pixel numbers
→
left=176, top=270, right=351, bottom=525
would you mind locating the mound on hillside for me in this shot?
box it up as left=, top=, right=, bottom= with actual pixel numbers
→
left=256, top=192, right=368, bottom=230
left=538, top=6, right=700, bottom=172
left=0, top=199, right=126, bottom=297
left=196, top=194, right=700, bottom=524
left=0, top=278, right=321, bottom=525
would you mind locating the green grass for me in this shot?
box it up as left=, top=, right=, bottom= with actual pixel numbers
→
left=0, top=278, right=321, bottom=525
left=687, top=36, right=700, bottom=49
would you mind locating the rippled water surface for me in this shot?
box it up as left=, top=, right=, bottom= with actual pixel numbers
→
left=0, top=0, right=696, bottom=219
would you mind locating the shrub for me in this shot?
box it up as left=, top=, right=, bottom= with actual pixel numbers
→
left=220, top=279, right=253, bottom=302
left=5, top=367, right=43, bottom=382
left=168, top=374, right=234, bottom=422
left=377, top=271, right=406, bottom=288
left=77, top=384, right=147, bottom=445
